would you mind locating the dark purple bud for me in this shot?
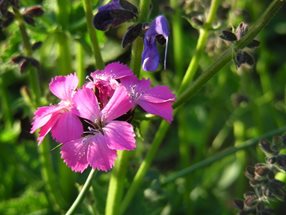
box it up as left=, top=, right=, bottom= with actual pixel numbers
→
left=142, top=15, right=169, bottom=71
left=246, top=39, right=260, bottom=49
left=220, top=30, right=237, bottom=42
left=93, top=9, right=136, bottom=31
left=122, top=23, right=143, bottom=48
left=32, top=41, right=42, bottom=50
left=11, top=55, right=26, bottom=64
left=94, top=0, right=137, bottom=31
left=23, top=6, right=44, bottom=17
left=23, top=15, right=35, bottom=26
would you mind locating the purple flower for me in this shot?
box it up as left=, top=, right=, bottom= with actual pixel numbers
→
left=93, top=0, right=138, bottom=31
left=61, top=85, right=136, bottom=172
left=121, top=76, right=176, bottom=122
left=30, top=74, right=83, bottom=144
left=142, top=15, right=169, bottom=71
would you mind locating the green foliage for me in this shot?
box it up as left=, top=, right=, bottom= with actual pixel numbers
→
left=1, top=0, right=286, bottom=214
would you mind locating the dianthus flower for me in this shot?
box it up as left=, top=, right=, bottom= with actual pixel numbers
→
left=121, top=76, right=175, bottom=122
left=30, top=74, right=83, bottom=144
left=61, top=85, right=136, bottom=172
left=86, top=62, right=133, bottom=107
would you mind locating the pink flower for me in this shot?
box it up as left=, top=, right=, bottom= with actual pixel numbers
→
left=61, top=85, right=136, bottom=172
left=30, top=74, right=83, bottom=144
left=86, top=62, right=133, bottom=107
left=121, top=76, right=176, bottom=122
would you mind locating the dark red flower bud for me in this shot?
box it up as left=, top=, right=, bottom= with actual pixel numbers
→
left=23, top=6, right=44, bottom=17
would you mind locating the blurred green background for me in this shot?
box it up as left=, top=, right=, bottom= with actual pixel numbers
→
left=1, top=0, right=286, bottom=214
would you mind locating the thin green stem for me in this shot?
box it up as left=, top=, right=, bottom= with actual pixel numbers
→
left=57, top=31, right=72, bottom=75
left=160, top=126, right=286, bottom=184
left=105, top=152, right=129, bottom=215
left=130, top=0, right=151, bottom=76
left=121, top=0, right=285, bottom=212
left=65, top=169, right=96, bottom=215
left=12, top=6, right=41, bottom=105
left=82, top=0, right=104, bottom=69
left=76, top=43, right=85, bottom=85
left=179, top=0, right=221, bottom=92
left=170, top=0, right=184, bottom=79
left=120, top=121, right=170, bottom=215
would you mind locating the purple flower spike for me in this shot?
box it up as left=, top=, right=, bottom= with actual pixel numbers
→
left=142, top=15, right=169, bottom=72
left=93, top=0, right=138, bottom=31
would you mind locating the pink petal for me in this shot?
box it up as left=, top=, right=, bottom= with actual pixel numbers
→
left=87, top=134, right=117, bottom=171
left=49, top=74, right=78, bottom=100
left=51, top=112, right=83, bottom=143
left=141, top=86, right=176, bottom=103
left=103, top=121, right=136, bottom=150
left=102, top=62, right=134, bottom=79
left=101, top=85, right=132, bottom=122
left=37, top=112, right=62, bottom=144
left=73, top=87, right=100, bottom=122
left=31, top=105, right=64, bottom=133
left=61, top=137, right=89, bottom=173
left=138, top=100, right=174, bottom=123
left=91, top=62, right=133, bottom=80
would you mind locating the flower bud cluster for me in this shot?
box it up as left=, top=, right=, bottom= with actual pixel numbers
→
left=220, top=22, right=260, bottom=69
left=234, top=137, right=286, bottom=214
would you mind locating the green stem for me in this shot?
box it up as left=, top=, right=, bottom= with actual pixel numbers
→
left=160, top=126, right=286, bottom=184
left=82, top=0, right=104, bottom=69
left=120, top=121, right=170, bottom=215
left=76, top=43, right=85, bottom=85
left=65, top=169, right=96, bottom=215
left=130, top=0, right=151, bottom=76
left=170, top=0, right=184, bottom=79
left=57, top=31, right=72, bottom=75
left=121, top=0, right=285, bottom=212
left=12, top=6, right=41, bottom=105
left=105, top=152, right=129, bottom=215
left=179, top=0, right=221, bottom=92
